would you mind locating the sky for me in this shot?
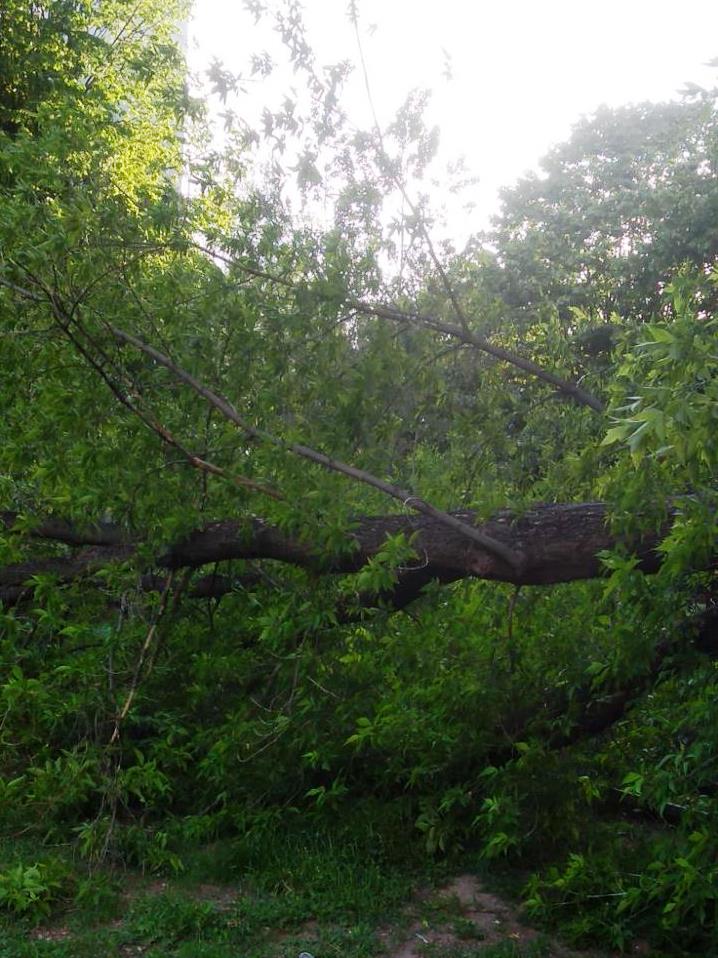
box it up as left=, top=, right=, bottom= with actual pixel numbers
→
left=187, top=0, right=718, bottom=245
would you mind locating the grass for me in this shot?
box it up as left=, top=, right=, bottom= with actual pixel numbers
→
left=417, top=943, right=551, bottom=958
left=0, top=821, right=613, bottom=958
left=0, top=822, right=432, bottom=958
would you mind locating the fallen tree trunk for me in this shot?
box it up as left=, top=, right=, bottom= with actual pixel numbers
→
left=0, top=502, right=670, bottom=609
left=158, top=502, right=665, bottom=584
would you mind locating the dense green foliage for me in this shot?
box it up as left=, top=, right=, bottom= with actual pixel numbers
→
left=1, top=2, right=718, bottom=954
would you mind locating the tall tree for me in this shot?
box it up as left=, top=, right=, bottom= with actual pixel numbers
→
left=490, top=90, right=718, bottom=322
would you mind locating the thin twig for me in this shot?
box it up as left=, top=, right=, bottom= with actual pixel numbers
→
left=109, top=573, right=175, bottom=745
left=43, top=294, right=284, bottom=502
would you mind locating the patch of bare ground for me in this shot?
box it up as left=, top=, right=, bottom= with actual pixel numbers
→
left=380, top=873, right=610, bottom=958
left=266, top=917, right=321, bottom=948
left=29, top=926, right=72, bottom=943
left=189, top=881, right=239, bottom=911
left=120, top=875, right=237, bottom=909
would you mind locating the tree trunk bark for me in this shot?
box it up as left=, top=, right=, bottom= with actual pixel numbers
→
left=1, top=503, right=670, bottom=609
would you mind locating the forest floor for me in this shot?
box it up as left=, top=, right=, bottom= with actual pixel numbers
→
left=5, top=858, right=625, bottom=958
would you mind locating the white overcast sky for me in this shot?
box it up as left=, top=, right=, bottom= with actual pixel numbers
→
left=188, top=0, right=718, bottom=245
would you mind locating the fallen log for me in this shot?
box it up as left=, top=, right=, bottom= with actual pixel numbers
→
left=0, top=502, right=670, bottom=609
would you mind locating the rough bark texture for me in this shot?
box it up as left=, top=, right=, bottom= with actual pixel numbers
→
left=0, top=503, right=669, bottom=609
left=159, top=503, right=663, bottom=585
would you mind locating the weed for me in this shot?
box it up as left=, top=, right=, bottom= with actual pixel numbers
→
left=451, top=915, right=485, bottom=940
left=0, top=858, right=72, bottom=923
left=126, top=892, right=223, bottom=944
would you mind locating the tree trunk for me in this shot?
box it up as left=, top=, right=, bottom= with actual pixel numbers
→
left=1, top=503, right=670, bottom=609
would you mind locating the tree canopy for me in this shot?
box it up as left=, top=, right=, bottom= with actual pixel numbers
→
left=1, top=1, right=717, bottom=951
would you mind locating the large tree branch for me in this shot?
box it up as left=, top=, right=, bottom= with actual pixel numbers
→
left=1, top=512, right=128, bottom=547
left=0, top=546, right=259, bottom=607
left=1, top=503, right=669, bottom=610
left=157, top=503, right=663, bottom=584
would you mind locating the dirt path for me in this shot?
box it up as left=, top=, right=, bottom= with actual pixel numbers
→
left=380, top=874, right=608, bottom=958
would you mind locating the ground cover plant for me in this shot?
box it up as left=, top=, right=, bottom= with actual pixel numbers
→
left=1, top=1, right=718, bottom=954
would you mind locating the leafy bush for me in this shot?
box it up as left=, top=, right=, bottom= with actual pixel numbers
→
left=0, top=860, right=69, bottom=922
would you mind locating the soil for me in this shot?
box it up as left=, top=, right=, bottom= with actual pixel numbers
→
left=380, top=874, right=614, bottom=958
left=27, top=871, right=643, bottom=957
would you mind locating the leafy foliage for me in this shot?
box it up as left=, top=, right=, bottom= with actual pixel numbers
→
left=1, top=2, right=718, bottom=955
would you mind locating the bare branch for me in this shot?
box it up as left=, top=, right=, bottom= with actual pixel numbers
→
left=110, top=325, right=524, bottom=571
left=109, top=572, right=177, bottom=745
left=352, top=302, right=605, bottom=412
left=190, top=243, right=604, bottom=412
